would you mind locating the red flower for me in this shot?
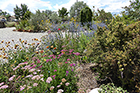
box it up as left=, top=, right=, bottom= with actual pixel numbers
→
left=58, top=28, right=60, bottom=30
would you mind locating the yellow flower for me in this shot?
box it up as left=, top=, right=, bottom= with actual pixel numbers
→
left=1, top=40, right=4, bottom=43
left=44, top=59, right=46, bottom=61
left=14, top=61, right=16, bottom=63
left=42, top=20, right=43, bottom=22
left=51, top=46, right=53, bottom=48
left=22, top=40, right=24, bottom=43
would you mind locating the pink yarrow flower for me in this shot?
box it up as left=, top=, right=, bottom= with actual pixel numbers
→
left=0, top=85, right=8, bottom=89
left=9, top=75, right=16, bottom=81
left=33, top=83, right=38, bottom=87
left=57, top=89, right=64, bottom=93
left=73, top=52, right=80, bottom=56
left=0, top=82, right=4, bottom=86
left=46, top=77, right=52, bottom=83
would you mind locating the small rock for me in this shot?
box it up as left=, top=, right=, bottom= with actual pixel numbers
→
left=89, top=88, right=101, bottom=93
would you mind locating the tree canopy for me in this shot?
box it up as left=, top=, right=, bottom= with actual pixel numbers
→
left=58, top=7, right=69, bottom=20
left=122, top=0, right=140, bottom=21
left=69, top=1, right=88, bottom=19
left=14, top=4, right=29, bottom=20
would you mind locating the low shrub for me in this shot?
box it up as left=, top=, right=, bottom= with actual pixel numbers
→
left=85, top=20, right=140, bottom=92
left=99, top=83, right=128, bottom=93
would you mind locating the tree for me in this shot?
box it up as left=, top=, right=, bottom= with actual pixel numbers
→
left=14, top=4, right=29, bottom=20
left=23, top=10, right=31, bottom=20
left=58, top=7, right=69, bottom=21
left=69, top=1, right=88, bottom=20
left=49, top=12, right=61, bottom=23
left=122, top=0, right=140, bottom=21
left=80, top=6, right=93, bottom=27
left=95, top=9, right=113, bottom=24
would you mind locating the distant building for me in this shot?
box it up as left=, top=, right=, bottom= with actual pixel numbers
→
left=0, top=16, right=6, bottom=20
left=9, top=16, right=16, bottom=21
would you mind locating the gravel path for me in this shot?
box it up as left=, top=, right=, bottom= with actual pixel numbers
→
left=0, top=27, right=48, bottom=45
left=0, top=27, right=48, bottom=64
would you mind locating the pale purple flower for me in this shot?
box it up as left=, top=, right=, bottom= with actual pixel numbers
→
left=0, top=82, right=4, bottom=86
left=50, top=86, right=54, bottom=90
left=13, top=65, right=20, bottom=71
left=37, top=69, right=41, bottom=72
left=57, top=57, right=60, bottom=59
left=9, top=75, right=16, bottom=81
left=33, top=83, right=38, bottom=87
left=18, top=62, right=28, bottom=66
left=40, top=78, right=44, bottom=81
left=0, top=85, right=8, bottom=89
left=32, top=75, right=40, bottom=80
left=25, top=74, right=33, bottom=78
left=32, top=57, right=37, bottom=61
left=66, top=71, right=69, bottom=74
left=57, top=85, right=61, bottom=88
left=29, top=68, right=36, bottom=72
left=27, top=86, right=32, bottom=89
left=46, top=77, right=52, bottom=83
left=73, top=52, right=80, bottom=56
left=65, top=62, right=68, bottom=64
left=20, top=86, right=25, bottom=91
left=65, top=82, right=70, bottom=86
left=21, top=65, right=30, bottom=70
left=57, top=89, right=64, bottom=93
left=33, top=72, right=37, bottom=74
left=40, top=74, right=44, bottom=77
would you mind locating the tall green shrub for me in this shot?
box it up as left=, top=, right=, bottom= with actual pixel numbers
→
left=85, top=20, right=140, bottom=92
left=80, top=6, right=92, bottom=26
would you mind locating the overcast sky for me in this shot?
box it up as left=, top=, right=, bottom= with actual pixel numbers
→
left=0, top=0, right=130, bottom=15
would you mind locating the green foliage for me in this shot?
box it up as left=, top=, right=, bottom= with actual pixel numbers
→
left=14, top=4, right=29, bottom=20
left=80, top=6, right=93, bottom=26
left=93, top=8, right=113, bottom=24
left=69, top=1, right=88, bottom=20
left=122, top=0, right=140, bottom=21
left=49, top=12, right=62, bottom=23
left=23, top=11, right=31, bottom=20
left=85, top=20, right=140, bottom=92
left=99, top=83, right=128, bottom=93
left=15, top=20, right=29, bottom=30
left=58, top=7, right=69, bottom=20
left=5, top=22, right=16, bottom=27
left=29, top=10, right=47, bottom=31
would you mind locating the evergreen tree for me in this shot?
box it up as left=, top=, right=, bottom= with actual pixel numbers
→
left=80, top=6, right=93, bottom=26
left=58, top=7, right=69, bottom=21
left=14, top=4, right=29, bottom=20
left=70, top=1, right=87, bottom=21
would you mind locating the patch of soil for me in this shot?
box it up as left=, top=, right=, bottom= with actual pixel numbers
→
left=75, top=61, right=100, bottom=93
